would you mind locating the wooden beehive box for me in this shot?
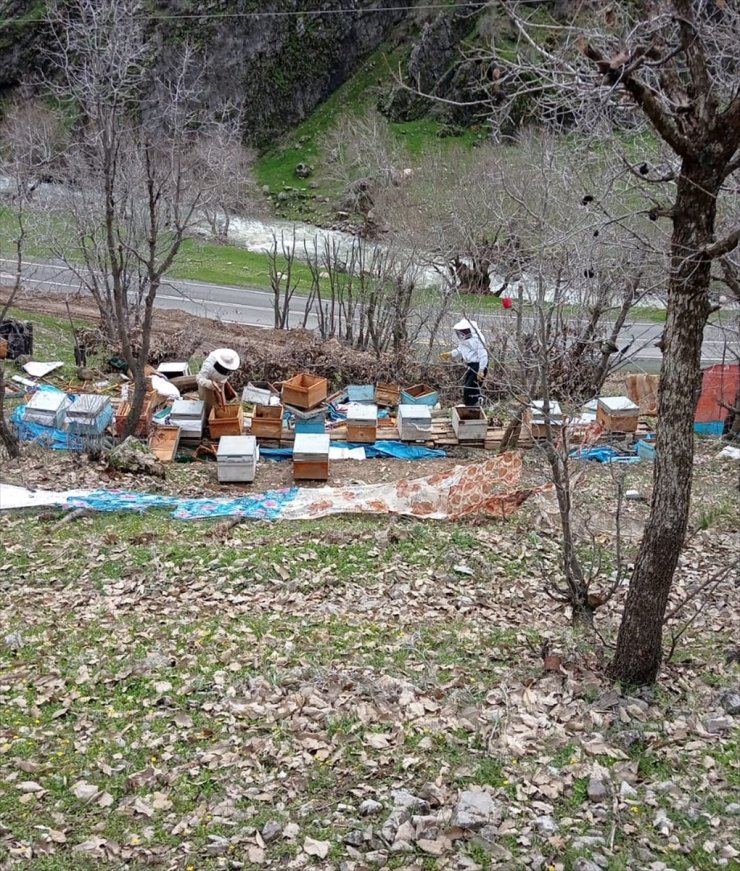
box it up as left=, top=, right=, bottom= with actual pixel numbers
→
left=115, top=394, right=155, bottom=437
left=452, top=405, right=488, bottom=441
left=346, top=403, right=378, bottom=444
left=217, top=435, right=258, bottom=483
left=397, top=404, right=432, bottom=441
left=208, top=403, right=245, bottom=439
left=293, top=433, right=330, bottom=481
left=524, top=400, right=563, bottom=439
left=171, top=399, right=205, bottom=442
left=375, top=382, right=400, bottom=407
left=156, top=361, right=191, bottom=380
left=250, top=403, right=284, bottom=438
left=596, top=396, right=639, bottom=432
left=347, top=384, right=375, bottom=404
left=282, top=373, right=328, bottom=410
left=400, top=383, right=439, bottom=406
left=148, top=425, right=181, bottom=462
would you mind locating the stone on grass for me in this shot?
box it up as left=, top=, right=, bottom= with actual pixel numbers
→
left=573, top=860, right=601, bottom=871
left=452, top=789, right=501, bottom=831
left=587, top=778, right=608, bottom=802
left=719, top=690, right=740, bottom=715
left=107, top=436, right=165, bottom=478
left=261, top=820, right=283, bottom=842
left=533, top=815, right=559, bottom=837
left=359, top=798, right=382, bottom=816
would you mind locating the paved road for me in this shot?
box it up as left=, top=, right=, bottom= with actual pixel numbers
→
left=2, top=257, right=737, bottom=369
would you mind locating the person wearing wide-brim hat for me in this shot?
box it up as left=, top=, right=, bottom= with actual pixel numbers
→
left=440, top=318, right=488, bottom=406
left=196, top=348, right=240, bottom=420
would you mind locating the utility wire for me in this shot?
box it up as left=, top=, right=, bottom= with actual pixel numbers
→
left=5, top=3, right=487, bottom=26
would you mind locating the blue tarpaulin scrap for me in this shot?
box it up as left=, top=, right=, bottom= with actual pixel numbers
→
left=10, top=385, right=114, bottom=451
left=65, top=487, right=300, bottom=520
left=570, top=446, right=640, bottom=464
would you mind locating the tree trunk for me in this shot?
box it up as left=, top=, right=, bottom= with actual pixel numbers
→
left=610, top=161, right=717, bottom=684
left=0, top=364, right=21, bottom=459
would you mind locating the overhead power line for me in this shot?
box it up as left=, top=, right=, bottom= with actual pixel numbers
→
left=5, top=2, right=487, bottom=27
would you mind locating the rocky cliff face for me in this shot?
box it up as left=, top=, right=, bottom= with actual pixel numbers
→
left=0, top=0, right=411, bottom=145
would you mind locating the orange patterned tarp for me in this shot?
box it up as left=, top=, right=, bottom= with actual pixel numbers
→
left=281, top=452, right=533, bottom=521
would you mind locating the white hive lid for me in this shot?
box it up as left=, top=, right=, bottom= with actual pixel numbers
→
left=598, top=395, right=639, bottom=413
left=398, top=404, right=432, bottom=421
left=217, top=435, right=257, bottom=458
left=294, top=433, right=330, bottom=456
left=347, top=403, right=378, bottom=423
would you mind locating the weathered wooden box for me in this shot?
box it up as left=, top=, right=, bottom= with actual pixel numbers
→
left=397, top=404, right=432, bottom=441
left=156, top=361, right=191, bottom=380
left=148, top=425, right=181, bottom=462
left=597, top=396, right=639, bottom=432
left=293, top=432, right=330, bottom=481
left=24, top=390, right=72, bottom=429
left=282, top=373, right=328, bottom=410
left=400, top=384, right=439, bottom=406
left=375, top=382, right=400, bottom=408
left=208, top=403, right=245, bottom=439
left=170, top=399, right=205, bottom=442
left=347, top=384, right=375, bottom=404
left=452, top=405, right=488, bottom=441
left=525, top=400, right=563, bottom=439
left=66, top=395, right=112, bottom=436
left=115, top=395, right=155, bottom=437
left=250, top=403, right=284, bottom=438
left=242, top=381, right=276, bottom=406
left=346, top=403, right=378, bottom=444
left=217, top=435, right=257, bottom=483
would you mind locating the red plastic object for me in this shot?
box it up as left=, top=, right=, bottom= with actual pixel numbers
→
left=501, top=297, right=513, bottom=309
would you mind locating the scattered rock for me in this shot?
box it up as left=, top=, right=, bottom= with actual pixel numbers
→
left=719, top=690, right=740, bottom=715
left=572, top=835, right=606, bottom=850
left=261, top=185, right=270, bottom=194
left=619, top=781, right=638, bottom=800
left=573, top=859, right=601, bottom=871
left=705, top=716, right=733, bottom=733
left=533, top=815, right=559, bottom=837
left=381, top=790, right=430, bottom=843
left=342, top=830, right=365, bottom=848
left=4, top=632, right=23, bottom=652
left=295, top=163, right=312, bottom=179
left=452, top=789, right=501, bottom=831
left=261, top=820, right=283, bottom=842
left=419, top=781, right=446, bottom=807
left=725, top=803, right=740, bottom=816
left=587, top=778, right=608, bottom=803
left=107, top=436, right=165, bottom=478
left=359, top=798, right=383, bottom=816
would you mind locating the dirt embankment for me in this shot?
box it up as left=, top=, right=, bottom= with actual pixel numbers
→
left=2, top=289, right=464, bottom=399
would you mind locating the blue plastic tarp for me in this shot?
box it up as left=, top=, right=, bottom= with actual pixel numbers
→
left=570, top=446, right=640, bottom=464
left=10, top=385, right=114, bottom=451
left=66, top=487, right=300, bottom=520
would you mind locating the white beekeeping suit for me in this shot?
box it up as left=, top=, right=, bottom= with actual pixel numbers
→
left=450, top=318, right=488, bottom=369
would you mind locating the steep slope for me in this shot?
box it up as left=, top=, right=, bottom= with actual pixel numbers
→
left=0, top=0, right=412, bottom=145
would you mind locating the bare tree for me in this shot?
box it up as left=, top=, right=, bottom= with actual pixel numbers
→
left=43, top=0, right=246, bottom=437
left=0, top=100, right=66, bottom=458
left=482, top=0, right=740, bottom=683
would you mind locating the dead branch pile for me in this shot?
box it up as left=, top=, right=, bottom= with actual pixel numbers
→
left=225, top=332, right=460, bottom=399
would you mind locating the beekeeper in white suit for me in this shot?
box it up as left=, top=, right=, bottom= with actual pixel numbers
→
left=440, top=318, right=488, bottom=406
left=196, top=348, right=240, bottom=419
